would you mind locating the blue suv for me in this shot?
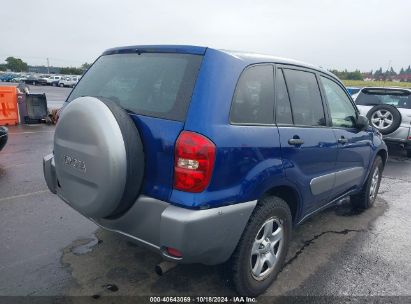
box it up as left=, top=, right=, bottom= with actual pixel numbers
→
left=43, top=45, right=387, bottom=296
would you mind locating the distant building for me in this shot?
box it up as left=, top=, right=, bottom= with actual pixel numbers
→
left=362, top=72, right=374, bottom=81
left=28, top=66, right=60, bottom=74
left=395, top=74, right=411, bottom=82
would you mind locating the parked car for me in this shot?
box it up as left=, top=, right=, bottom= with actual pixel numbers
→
left=39, top=75, right=51, bottom=82
left=58, top=75, right=81, bottom=87
left=353, top=87, right=411, bottom=157
left=23, top=75, right=48, bottom=86
left=43, top=45, right=387, bottom=296
left=346, top=86, right=361, bottom=96
left=0, top=73, right=15, bottom=82
left=47, top=75, right=62, bottom=86
left=11, top=75, right=28, bottom=83
left=0, top=126, right=8, bottom=151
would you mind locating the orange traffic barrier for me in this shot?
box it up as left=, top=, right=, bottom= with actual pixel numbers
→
left=0, top=86, right=18, bottom=126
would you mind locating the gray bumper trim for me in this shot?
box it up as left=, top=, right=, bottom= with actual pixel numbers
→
left=95, top=197, right=257, bottom=265
left=159, top=200, right=257, bottom=264
left=43, top=153, right=257, bottom=265
left=43, top=154, right=57, bottom=194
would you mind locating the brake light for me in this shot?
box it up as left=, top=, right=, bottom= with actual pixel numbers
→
left=166, top=247, right=183, bottom=258
left=174, top=131, right=216, bottom=192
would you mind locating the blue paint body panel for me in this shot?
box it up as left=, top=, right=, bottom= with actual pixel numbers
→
left=130, top=114, right=184, bottom=202
left=277, top=126, right=339, bottom=215
left=99, top=45, right=387, bottom=224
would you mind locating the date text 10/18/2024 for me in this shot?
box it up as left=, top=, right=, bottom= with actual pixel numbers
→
left=149, top=297, right=257, bottom=303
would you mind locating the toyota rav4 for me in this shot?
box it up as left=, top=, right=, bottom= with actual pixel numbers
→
left=43, top=45, right=387, bottom=296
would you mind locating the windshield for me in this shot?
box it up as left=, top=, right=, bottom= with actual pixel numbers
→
left=67, top=53, right=203, bottom=121
left=355, top=89, right=411, bottom=109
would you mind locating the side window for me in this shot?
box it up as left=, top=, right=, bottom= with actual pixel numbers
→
left=283, top=69, right=326, bottom=126
left=320, top=76, right=357, bottom=128
left=275, top=69, right=293, bottom=124
left=230, top=65, right=275, bottom=124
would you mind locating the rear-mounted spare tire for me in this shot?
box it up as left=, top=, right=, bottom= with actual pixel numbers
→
left=366, top=104, right=401, bottom=135
left=54, top=96, right=144, bottom=219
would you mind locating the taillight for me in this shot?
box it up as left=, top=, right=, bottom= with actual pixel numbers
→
left=174, top=131, right=216, bottom=192
left=166, top=247, right=183, bottom=258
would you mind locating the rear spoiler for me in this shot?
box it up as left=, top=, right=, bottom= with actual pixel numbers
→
left=362, top=88, right=410, bottom=96
left=103, top=45, right=207, bottom=56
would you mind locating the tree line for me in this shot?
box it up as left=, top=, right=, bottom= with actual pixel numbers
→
left=331, top=66, right=411, bottom=81
left=2, top=55, right=411, bottom=81
left=0, top=56, right=91, bottom=75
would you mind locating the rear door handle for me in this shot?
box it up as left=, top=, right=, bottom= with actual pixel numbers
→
left=288, top=138, right=304, bottom=146
left=338, top=136, right=348, bottom=144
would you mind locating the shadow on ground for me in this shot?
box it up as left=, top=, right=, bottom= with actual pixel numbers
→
left=61, top=197, right=387, bottom=297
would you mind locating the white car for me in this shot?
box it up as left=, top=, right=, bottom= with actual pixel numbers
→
left=58, top=75, right=81, bottom=87
left=353, top=87, right=411, bottom=157
left=47, top=75, right=63, bottom=86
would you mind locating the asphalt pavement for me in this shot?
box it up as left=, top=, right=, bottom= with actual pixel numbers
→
left=0, top=114, right=410, bottom=300
left=0, top=82, right=71, bottom=109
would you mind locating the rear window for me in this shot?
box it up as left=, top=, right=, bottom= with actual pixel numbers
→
left=355, top=89, right=411, bottom=109
left=67, top=53, right=202, bottom=121
left=283, top=69, right=326, bottom=126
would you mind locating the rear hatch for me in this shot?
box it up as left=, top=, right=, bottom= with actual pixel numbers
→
left=355, top=88, right=411, bottom=123
left=66, top=47, right=205, bottom=202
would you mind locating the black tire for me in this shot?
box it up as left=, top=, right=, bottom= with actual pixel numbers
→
left=99, top=97, right=145, bottom=218
left=366, top=105, right=401, bottom=135
left=230, top=196, right=292, bottom=297
left=351, top=156, right=383, bottom=210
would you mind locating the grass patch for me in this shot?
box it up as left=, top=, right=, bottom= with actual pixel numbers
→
left=342, top=80, right=411, bottom=88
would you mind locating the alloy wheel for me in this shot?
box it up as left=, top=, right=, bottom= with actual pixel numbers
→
left=250, top=217, right=284, bottom=281
left=371, top=110, right=393, bottom=130
left=369, top=166, right=380, bottom=201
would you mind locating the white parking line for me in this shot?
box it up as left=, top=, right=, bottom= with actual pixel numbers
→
left=8, top=131, right=54, bottom=135
left=0, top=190, right=49, bottom=202
left=1, top=163, right=26, bottom=169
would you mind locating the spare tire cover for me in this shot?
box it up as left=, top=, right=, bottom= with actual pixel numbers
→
left=54, top=96, right=144, bottom=218
left=366, top=104, right=401, bottom=135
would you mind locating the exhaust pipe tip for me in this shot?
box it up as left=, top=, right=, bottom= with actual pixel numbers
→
left=155, top=261, right=177, bottom=276
left=155, top=265, right=163, bottom=276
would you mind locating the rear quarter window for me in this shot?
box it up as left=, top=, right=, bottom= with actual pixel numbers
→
left=230, top=65, right=275, bottom=124
left=67, top=53, right=202, bottom=121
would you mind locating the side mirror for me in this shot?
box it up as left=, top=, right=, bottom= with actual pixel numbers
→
left=356, top=115, right=369, bottom=130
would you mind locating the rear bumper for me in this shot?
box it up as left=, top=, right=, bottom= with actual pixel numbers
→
left=43, top=154, right=256, bottom=265
left=382, top=126, right=410, bottom=145
left=0, top=127, right=8, bottom=151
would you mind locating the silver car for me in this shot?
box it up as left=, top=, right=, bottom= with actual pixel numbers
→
left=353, top=87, right=411, bottom=157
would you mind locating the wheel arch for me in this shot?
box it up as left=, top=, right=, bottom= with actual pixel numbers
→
left=262, top=185, right=301, bottom=225
left=376, top=148, right=388, bottom=167
left=362, top=148, right=387, bottom=188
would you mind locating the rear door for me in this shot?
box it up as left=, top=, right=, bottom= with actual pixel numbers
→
left=276, top=67, right=338, bottom=215
left=66, top=52, right=203, bottom=202
left=319, top=75, right=371, bottom=197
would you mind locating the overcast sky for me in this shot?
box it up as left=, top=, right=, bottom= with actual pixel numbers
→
left=1, top=0, right=410, bottom=72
